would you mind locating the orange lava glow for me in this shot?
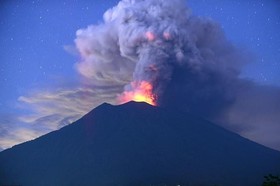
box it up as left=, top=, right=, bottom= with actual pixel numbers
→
left=145, top=31, right=156, bottom=41
left=119, top=81, right=156, bottom=106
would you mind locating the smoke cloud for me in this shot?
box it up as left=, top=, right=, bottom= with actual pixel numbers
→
left=75, top=0, right=247, bottom=118
left=74, top=0, right=280, bottom=150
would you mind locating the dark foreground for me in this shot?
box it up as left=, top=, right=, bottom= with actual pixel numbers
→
left=0, top=102, right=279, bottom=186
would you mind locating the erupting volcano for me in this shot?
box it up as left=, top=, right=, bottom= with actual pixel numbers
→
left=119, top=81, right=156, bottom=106
left=1, top=0, right=280, bottom=185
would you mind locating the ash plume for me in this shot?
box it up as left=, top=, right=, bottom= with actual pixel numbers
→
left=74, top=0, right=280, bottom=150
left=75, top=0, right=247, bottom=118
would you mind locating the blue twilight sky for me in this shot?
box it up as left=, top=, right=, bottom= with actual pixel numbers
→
left=0, top=0, right=279, bottom=150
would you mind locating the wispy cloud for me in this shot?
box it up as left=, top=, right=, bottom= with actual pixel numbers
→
left=0, top=115, right=43, bottom=150
left=0, top=85, right=123, bottom=150
left=18, top=85, right=124, bottom=125
left=0, top=126, right=42, bottom=150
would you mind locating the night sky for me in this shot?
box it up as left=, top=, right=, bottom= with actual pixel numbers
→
left=0, top=0, right=280, bottom=151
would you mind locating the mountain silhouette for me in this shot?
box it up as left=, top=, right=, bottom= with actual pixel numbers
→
left=0, top=101, right=279, bottom=186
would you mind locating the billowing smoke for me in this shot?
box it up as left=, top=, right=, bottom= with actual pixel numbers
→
left=75, top=0, right=247, bottom=119
left=74, top=0, right=280, bottom=151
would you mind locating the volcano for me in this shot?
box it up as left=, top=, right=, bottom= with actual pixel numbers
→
left=0, top=101, right=279, bottom=186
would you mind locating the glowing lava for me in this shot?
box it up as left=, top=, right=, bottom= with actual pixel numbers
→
left=119, top=81, right=157, bottom=106
left=145, top=31, right=156, bottom=41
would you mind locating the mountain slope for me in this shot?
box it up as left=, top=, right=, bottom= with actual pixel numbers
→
left=0, top=101, right=279, bottom=186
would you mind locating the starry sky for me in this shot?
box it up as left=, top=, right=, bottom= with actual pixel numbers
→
left=0, top=0, right=279, bottom=151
